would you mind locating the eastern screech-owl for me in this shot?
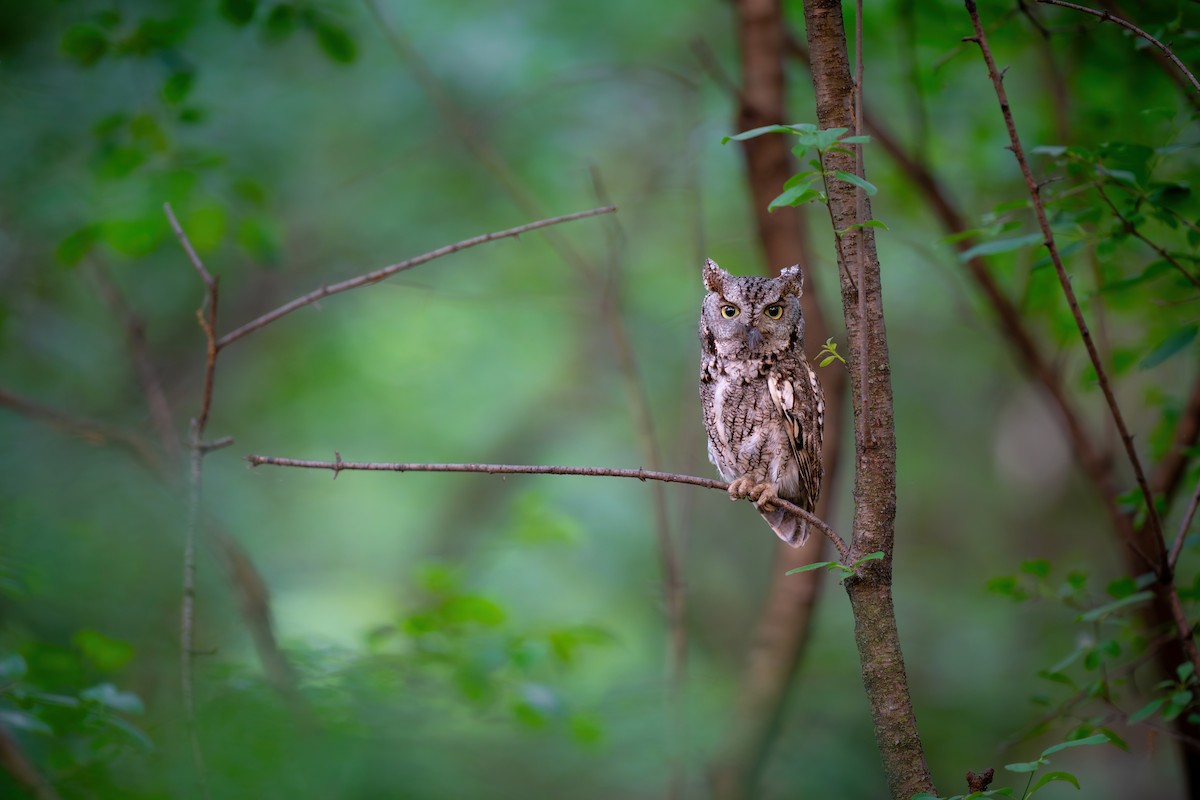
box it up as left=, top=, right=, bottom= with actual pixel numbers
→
left=699, top=258, right=825, bottom=547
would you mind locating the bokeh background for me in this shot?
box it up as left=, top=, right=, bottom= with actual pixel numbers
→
left=1, top=0, right=1198, bottom=797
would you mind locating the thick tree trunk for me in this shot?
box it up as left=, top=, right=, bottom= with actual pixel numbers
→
left=801, top=1, right=935, bottom=797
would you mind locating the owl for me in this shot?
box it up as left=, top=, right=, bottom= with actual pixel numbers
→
left=699, top=258, right=825, bottom=547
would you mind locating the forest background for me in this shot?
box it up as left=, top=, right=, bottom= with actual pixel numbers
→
left=1, top=0, right=1198, bottom=798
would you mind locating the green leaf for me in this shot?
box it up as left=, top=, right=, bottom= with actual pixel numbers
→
left=837, top=219, right=890, bottom=235
left=853, top=551, right=885, bottom=567
left=61, top=24, right=109, bottom=66
left=262, top=4, right=298, bottom=42
left=0, top=654, right=27, bottom=682
left=162, top=70, right=195, bottom=104
left=1178, top=662, right=1195, bottom=682
left=840, top=134, right=872, bottom=144
left=786, top=560, right=837, bottom=575
left=959, top=232, right=1044, bottom=261
left=1077, top=590, right=1153, bottom=622
left=722, top=124, right=799, bottom=144
left=768, top=183, right=822, bottom=211
left=101, top=714, right=153, bottom=749
left=99, top=216, right=168, bottom=257
left=220, top=0, right=259, bottom=25
left=181, top=203, right=228, bottom=253
left=0, top=710, right=51, bottom=735
left=72, top=629, right=134, bottom=673
left=1040, top=732, right=1109, bottom=756
left=819, top=355, right=835, bottom=367
left=442, top=595, right=506, bottom=627
left=1140, top=325, right=1198, bottom=371
left=1028, top=771, right=1080, bottom=796
left=1105, top=576, right=1138, bottom=599
left=313, top=19, right=357, bottom=63
left=81, top=683, right=144, bottom=714
left=56, top=226, right=99, bottom=267
left=833, top=170, right=878, bottom=196
left=1004, top=759, right=1044, bottom=773
left=236, top=217, right=282, bottom=265
left=1020, top=559, right=1051, bottom=578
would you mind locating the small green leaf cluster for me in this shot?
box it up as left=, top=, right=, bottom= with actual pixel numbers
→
left=786, top=550, right=883, bottom=579
left=721, top=124, right=885, bottom=227
left=987, top=556, right=1200, bottom=743
left=0, top=631, right=151, bottom=786
left=816, top=336, right=847, bottom=367
left=363, top=562, right=613, bottom=741
left=912, top=733, right=1110, bottom=800
left=950, top=111, right=1198, bottom=383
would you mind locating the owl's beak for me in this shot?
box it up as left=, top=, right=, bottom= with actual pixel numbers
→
left=745, top=325, right=762, bottom=353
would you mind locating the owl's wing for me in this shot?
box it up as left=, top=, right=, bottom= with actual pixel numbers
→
left=767, top=362, right=824, bottom=512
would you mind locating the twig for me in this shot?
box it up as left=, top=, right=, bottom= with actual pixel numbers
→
left=0, top=385, right=161, bottom=471
left=165, top=204, right=215, bottom=799
left=217, top=206, right=616, bottom=348
left=245, top=454, right=850, bottom=562
left=964, top=0, right=1166, bottom=560
left=0, top=726, right=61, bottom=800
left=1036, top=0, right=1200, bottom=95
left=1169, top=475, right=1200, bottom=571
left=1095, top=181, right=1200, bottom=292
left=165, top=204, right=216, bottom=289
left=90, top=261, right=182, bottom=463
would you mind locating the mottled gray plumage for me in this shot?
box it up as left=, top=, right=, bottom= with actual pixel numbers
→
left=699, top=258, right=824, bottom=546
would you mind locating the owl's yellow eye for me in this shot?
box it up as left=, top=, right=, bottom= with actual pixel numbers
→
left=721, top=305, right=739, bottom=319
left=764, top=304, right=783, bottom=319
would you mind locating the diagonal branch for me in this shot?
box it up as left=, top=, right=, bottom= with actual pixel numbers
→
left=966, top=0, right=1200, bottom=697
left=245, top=454, right=850, bottom=562
left=1037, top=0, right=1200, bottom=95
left=0, top=385, right=162, bottom=471
left=964, top=0, right=1166, bottom=560
left=217, top=206, right=616, bottom=348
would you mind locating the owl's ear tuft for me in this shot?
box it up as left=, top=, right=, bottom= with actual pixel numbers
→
left=703, top=258, right=729, bottom=293
left=779, top=264, right=804, bottom=296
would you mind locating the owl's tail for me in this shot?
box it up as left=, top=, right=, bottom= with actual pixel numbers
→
left=761, top=507, right=810, bottom=548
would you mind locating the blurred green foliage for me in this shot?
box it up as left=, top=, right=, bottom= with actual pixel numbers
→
left=1, top=0, right=1199, bottom=797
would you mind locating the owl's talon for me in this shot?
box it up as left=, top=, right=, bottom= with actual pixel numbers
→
left=727, top=476, right=756, bottom=501
left=749, top=482, right=779, bottom=512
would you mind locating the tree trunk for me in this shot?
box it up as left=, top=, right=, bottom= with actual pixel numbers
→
left=801, top=1, right=935, bottom=797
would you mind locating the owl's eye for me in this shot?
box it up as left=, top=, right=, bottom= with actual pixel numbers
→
left=764, top=304, right=783, bottom=319
left=720, top=305, right=739, bottom=319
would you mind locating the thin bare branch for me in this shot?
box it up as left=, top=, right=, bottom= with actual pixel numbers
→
left=165, top=206, right=216, bottom=799
left=1037, top=0, right=1200, bottom=95
left=1095, top=181, right=1200, bottom=292
left=245, top=454, right=850, bottom=562
left=90, top=261, right=182, bottom=462
left=0, top=726, right=61, bottom=800
left=218, top=206, right=615, bottom=348
left=965, top=0, right=1166, bottom=558
left=0, top=385, right=162, bottom=470
left=1169, top=475, right=1200, bottom=571
left=164, top=203, right=216, bottom=289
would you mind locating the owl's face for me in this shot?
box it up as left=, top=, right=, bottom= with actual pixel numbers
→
left=701, top=258, right=805, bottom=359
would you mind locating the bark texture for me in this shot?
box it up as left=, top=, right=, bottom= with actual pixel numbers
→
left=802, top=1, right=935, bottom=797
